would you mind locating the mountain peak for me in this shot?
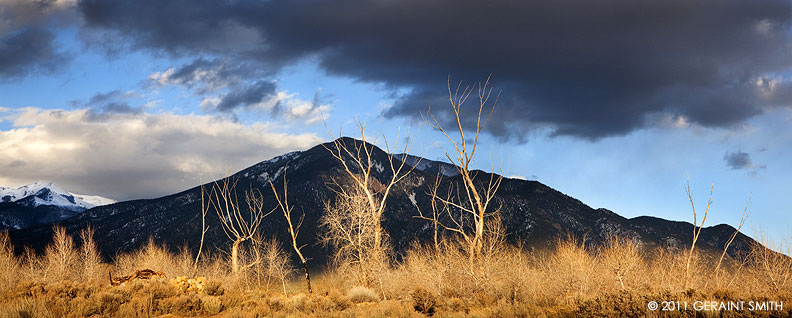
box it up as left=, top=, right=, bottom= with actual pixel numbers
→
left=0, top=181, right=115, bottom=210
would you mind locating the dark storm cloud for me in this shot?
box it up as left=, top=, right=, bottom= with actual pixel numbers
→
left=0, top=28, right=67, bottom=78
left=0, top=0, right=77, bottom=78
left=0, top=0, right=77, bottom=35
left=78, top=0, right=267, bottom=60
left=215, top=80, right=277, bottom=112
left=78, top=0, right=792, bottom=139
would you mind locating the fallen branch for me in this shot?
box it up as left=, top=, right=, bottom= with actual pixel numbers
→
left=109, top=269, right=166, bottom=286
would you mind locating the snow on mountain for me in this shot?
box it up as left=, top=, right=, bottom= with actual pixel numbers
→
left=0, top=181, right=115, bottom=211
left=71, top=193, right=117, bottom=207
left=395, top=153, right=460, bottom=177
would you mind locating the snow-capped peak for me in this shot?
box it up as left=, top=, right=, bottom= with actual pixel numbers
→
left=71, top=193, right=117, bottom=207
left=0, top=181, right=115, bottom=211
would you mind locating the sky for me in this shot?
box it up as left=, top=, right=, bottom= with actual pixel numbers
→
left=1, top=0, right=791, bottom=242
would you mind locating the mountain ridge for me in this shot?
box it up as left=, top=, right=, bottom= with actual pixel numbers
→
left=8, top=138, right=759, bottom=264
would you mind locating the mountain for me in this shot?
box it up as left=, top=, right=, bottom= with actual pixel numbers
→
left=8, top=138, right=759, bottom=265
left=0, top=181, right=115, bottom=230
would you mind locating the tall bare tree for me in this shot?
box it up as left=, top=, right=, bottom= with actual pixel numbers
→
left=207, top=176, right=272, bottom=274
left=270, top=168, right=312, bottom=293
left=684, top=180, right=713, bottom=289
left=321, top=121, right=417, bottom=289
left=44, top=225, right=78, bottom=281
left=78, top=225, right=102, bottom=281
left=708, top=196, right=750, bottom=289
left=192, top=183, right=210, bottom=276
left=416, top=76, right=504, bottom=262
left=321, top=186, right=385, bottom=287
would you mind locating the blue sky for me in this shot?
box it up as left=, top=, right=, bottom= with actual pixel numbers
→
left=1, top=0, right=791, bottom=242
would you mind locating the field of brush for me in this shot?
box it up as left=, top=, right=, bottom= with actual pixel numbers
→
left=1, top=227, right=791, bottom=318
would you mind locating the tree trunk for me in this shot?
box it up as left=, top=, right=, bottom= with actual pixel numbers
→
left=231, top=239, right=241, bottom=274
left=433, top=222, right=439, bottom=252
left=281, top=273, right=287, bottom=295
left=302, top=261, right=313, bottom=294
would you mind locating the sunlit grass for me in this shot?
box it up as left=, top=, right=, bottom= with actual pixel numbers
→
left=1, top=228, right=791, bottom=317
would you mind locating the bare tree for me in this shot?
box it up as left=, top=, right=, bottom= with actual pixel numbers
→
left=0, top=231, right=21, bottom=291
left=684, top=180, right=713, bottom=289
left=44, top=225, right=78, bottom=281
left=599, top=235, right=642, bottom=291
left=749, top=230, right=792, bottom=293
left=207, top=176, right=272, bottom=274
left=708, top=196, right=750, bottom=289
left=411, top=171, right=445, bottom=251
left=416, top=76, right=504, bottom=262
left=260, top=236, right=293, bottom=295
left=270, top=168, right=312, bottom=293
left=322, top=186, right=385, bottom=287
left=78, top=225, right=102, bottom=281
left=192, top=183, right=211, bottom=276
left=321, top=121, right=417, bottom=289
left=241, top=234, right=293, bottom=293
left=324, top=122, right=417, bottom=253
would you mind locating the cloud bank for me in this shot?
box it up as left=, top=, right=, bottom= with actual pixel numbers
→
left=75, top=0, right=792, bottom=140
left=0, top=107, right=319, bottom=200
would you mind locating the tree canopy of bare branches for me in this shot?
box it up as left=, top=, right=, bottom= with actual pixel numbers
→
left=321, top=121, right=417, bottom=289
left=416, top=76, right=504, bottom=262
left=206, top=176, right=272, bottom=274
left=684, top=180, right=713, bottom=289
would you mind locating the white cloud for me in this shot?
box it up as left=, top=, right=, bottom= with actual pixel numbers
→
left=754, top=19, right=777, bottom=36
left=147, top=68, right=176, bottom=86
left=146, top=59, right=257, bottom=94
left=148, top=67, right=237, bottom=92
left=201, top=90, right=330, bottom=124
left=251, top=91, right=330, bottom=124
left=0, top=107, right=321, bottom=200
left=199, top=96, right=222, bottom=111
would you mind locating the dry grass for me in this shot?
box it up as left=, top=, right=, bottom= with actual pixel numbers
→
left=0, top=231, right=21, bottom=294
left=1, top=228, right=791, bottom=317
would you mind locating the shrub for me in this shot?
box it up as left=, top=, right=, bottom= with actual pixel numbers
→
left=598, top=236, right=643, bottom=291
left=113, top=238, right=183, bottom=279
left=158, top=294, right=202, bottom=315
left=410, top=288, right=437, bottom=316
left=326, top=290, right=353, bottom=311
left=201, top=295, right=223, bottom=314
left=546, top=239, right=598, bottom=300
left=347, top=286, right=378, bottom=303
left=204, top=279, right=225, bottom=296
